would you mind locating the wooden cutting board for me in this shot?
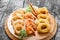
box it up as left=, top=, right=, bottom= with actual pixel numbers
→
left=4, top=14, right=57, bottom=40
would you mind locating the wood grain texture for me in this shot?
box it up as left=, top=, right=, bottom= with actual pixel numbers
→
left=4, top=13, right=57, bottom=40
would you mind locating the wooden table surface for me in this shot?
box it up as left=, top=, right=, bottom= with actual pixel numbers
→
left=0, top=0, right=60, bottom=40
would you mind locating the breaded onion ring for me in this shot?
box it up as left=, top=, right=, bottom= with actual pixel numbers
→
left=37, top=14, right=49, bottom=20
left=37, top=7, right=48, bottom=15
left=37, top=23, right=50, bottom=33
left=39, top=19, right=49, bottom=23
left=36, top=19, right=49, bottom=26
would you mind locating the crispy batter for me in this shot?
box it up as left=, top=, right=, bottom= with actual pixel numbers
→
left=37, top=7, right=48, bottom=15
left=25, top=19, right=36, bottom=35
left=37, top=23, right=50, bottom=33
left=25, top=12, right=36, bottom=20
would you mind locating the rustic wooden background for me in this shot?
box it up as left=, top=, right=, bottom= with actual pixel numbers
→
left=0, top=0, right=60, bottom=40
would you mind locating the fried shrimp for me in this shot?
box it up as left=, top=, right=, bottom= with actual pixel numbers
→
left=25, top=19, right=36, bottom=35
left=26, top=19, right=36, bottom=30
left=26, top=26, right=35, bottom=35
left=37, top=23, right=50, bottom=33
left=25, top=12, right=36, bottom=20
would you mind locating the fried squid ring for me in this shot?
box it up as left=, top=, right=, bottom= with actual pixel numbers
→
left=12, top=10, right=25, bottom=16
left=12, top=15, right=24, bottom=21
left=12, top=10, right=25, bottom=21
left=37, top=23, right=50, bottom=33
left=13, top=20, right=24, bottom=26
left=14, top=24, right=22, bottom=35
left=13, top=20, right=24, bottom=35
left=37, top=7, right=48, bottom=15
left=25, top=19, right=36, bottom=35
left=25, top=12, right=36, bottom=20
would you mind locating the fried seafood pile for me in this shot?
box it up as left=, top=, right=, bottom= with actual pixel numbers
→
left=11, top=6, right=51, bottom=38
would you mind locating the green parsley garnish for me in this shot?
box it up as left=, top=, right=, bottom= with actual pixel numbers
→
left=18, top=29, right=27, bottom=39
left=26, top=6, right=31, bottom=12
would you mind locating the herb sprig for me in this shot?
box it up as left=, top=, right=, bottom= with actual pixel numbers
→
left=26, top=6, right=31, bottom=12
left=18, top=29, right=27, bottom=39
